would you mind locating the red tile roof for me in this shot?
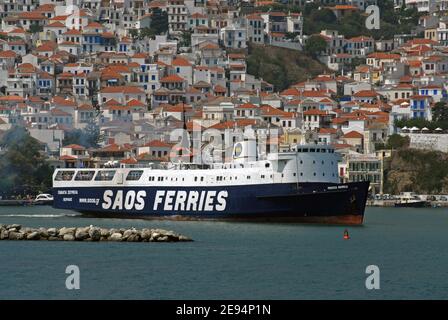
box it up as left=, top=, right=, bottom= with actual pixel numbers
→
left=160, top=74, right=185, bottom=82
left=367, top=52, right=401, bottom=60
left=100, top=86, right=145, bottom=94
left=343, top=131, right=364, bottom=139
left=63, top=144, right=85, bottom=150
left=18, top=11, right=47, bottom=20
left=303, top=109, right=328, bottom=116
left=144, top=140, right=173, bottom=148
left=0, top=50, right=17, bottom=58
left=353, top=90, right=379, bottom=98
left=172, top=57, right=192, bottom=67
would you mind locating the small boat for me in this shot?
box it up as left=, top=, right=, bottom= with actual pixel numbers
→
left=394, top=200, right=428, bottom=207
left=34, top=193, right=54, bottom=205
left=394, top=193, right=428, bottom=207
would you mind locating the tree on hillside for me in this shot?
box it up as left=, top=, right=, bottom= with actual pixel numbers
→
left=304, top=35, right=327, bottom=58
left=303, top=7, right=336, bottom=35
left=432, top=101, right=448, bottom=122
left=349, top=57, right=366, bottom=70
left=151, top=8, right=168, bottom=35
left=301, top=1, right=422, bottom=40
left=180, top=30, right=192, bottom=47
left=0, top=126, right=52, bottom=197
left=63, top=121, right=103, bottom=148
left=247, top=44, right=328, bottom=91
left=378, top=0, right=398, bottom=24
left=139, top=27, right=155, bottom=39
left=129, top=29, right=139, bottom=40
left=386, top=134, right=410, bottom=149
left=29, top=24, right=43, bottom=34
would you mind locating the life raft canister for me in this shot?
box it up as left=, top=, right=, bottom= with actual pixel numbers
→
left=343, top=229, right=350, bottom=240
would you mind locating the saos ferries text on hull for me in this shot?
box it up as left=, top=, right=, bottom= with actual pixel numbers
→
left=52, top=141, right=369, bottom=224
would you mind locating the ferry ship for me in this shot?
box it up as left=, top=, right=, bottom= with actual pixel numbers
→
left=52, top=141, right=370, bottom=225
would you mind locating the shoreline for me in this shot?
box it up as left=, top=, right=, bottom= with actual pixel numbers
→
left=367, top=200, right=448, bottom=207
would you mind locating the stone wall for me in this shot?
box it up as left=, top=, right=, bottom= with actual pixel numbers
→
left=402, top=133, right=448, bottom=153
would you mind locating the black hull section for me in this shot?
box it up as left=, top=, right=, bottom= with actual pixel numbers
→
left=53, top=181, right=370, bottom=225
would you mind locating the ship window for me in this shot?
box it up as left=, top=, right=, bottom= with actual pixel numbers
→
left=310, top=148, right=315, bottom=152
left=194, top=177, right=198, bottom=181
left=200, top=177, right=204, bottom=182
left=321, top=149, right=327, bottom=153
left=261, top=175, right=265, bottom=179
left=313, top=160, right=316, bottom=164
left=158, top=177, right=163, bottom=181
left=300, top=172, right=303, bottom=176
left=313, top=172, right=316, bottom=176
left=323, top=173, right=325, bottom=176
left=74, top=170, right=95, bottom=181
left=300, top=160, right=303, bottom=164
left=55, top=170, right=75, bottom=181
left=302, top=148, right=308, bottom=152
left=247, top=176, right=251, bottom=179
left=297, top=148, right=302, bottom=152
left=316, top=148, right=320, bottom=152
left=94, top=170, right=116, bottom=181
left=265, top=163, right=270, bottom=168
left=126, top=170, right=143, bottom=181
left=293, top=173, right=296, bottom=176
left=322, top=160, right=324, bottom=164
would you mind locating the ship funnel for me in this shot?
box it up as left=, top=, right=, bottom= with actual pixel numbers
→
left=233, top=140, right=257, bottom=163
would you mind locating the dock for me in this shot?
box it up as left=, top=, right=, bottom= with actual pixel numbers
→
left=0, top=200, right=35, bottom=206
left=367, top=200, right=448, bottom=207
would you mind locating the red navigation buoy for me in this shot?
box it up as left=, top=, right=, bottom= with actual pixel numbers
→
left=343, top=229, right=350, bottom=240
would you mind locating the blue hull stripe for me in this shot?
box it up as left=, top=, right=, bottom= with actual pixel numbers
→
left=53, top=182, right=369, bottom=220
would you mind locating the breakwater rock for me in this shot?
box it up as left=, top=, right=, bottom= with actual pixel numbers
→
left=0, top=224, right=192, bottom=242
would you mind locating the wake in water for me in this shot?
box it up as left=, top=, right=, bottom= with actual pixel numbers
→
left=1, top=214, right=80, bottom=218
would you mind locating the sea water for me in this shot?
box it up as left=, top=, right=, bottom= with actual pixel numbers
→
left=0, top=206, right=447, bottom=299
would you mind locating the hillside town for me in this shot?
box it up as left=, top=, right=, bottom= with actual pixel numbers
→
left=0, top=0, right=448, bottom=198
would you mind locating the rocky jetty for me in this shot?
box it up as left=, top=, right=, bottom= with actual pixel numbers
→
left=0, top=224, right=192, bottom=242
